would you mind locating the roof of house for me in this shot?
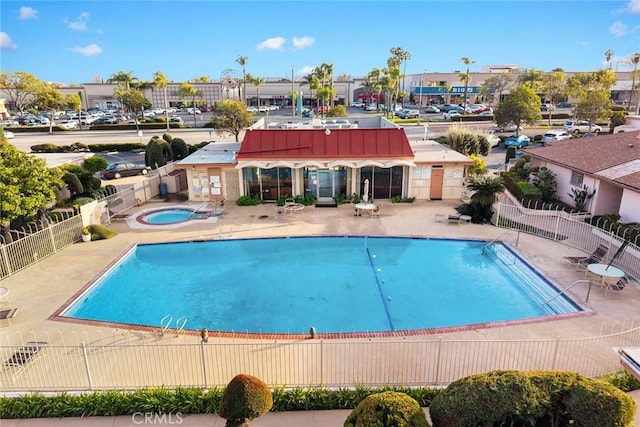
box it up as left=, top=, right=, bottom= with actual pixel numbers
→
left=412, top=140, right=475, bottom=165
left=176, top=142, right=241, bottom=166
left=526, top=130, right=640, bottom=190
left=236, top=128, right=414, bottom=160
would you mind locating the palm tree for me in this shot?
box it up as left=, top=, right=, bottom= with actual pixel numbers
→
left=247, top=74, right=265, bottom=111
left=463, top=175, right=505, bottom=223
left=300, top=73, right=320, bottom=110
left=153, top=71, right=170, bottom=130
left=107, top=71, right=137, bottom=90
left=367, top=68, right=384, bottom=110
left=236, top=55, right=248, bottom=104
left=178, top=82, right=202, bottom=127
left=460, top=57, right=475, bottom=107
left=390, top=47, right=411, bottom=107
left=605, top=49, right=614, bottom=70
left=458, top=71, right=472, bottom=109
left=628, top=52, right=640, bottom=113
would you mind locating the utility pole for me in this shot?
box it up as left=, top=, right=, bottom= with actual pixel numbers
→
left=292, top=66, right=295, bottom=118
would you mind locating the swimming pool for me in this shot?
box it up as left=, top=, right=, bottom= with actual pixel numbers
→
left=61, top=237, right=583, bottom=337
left=138, top=208, right=208, bottom=225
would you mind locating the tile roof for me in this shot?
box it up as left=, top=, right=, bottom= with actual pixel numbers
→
left=526, top=130, right=640, bottom=190
left=236, top=128, right=414, bottom=160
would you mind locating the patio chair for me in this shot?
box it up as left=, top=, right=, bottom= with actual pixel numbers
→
left=603, top=277, right=629, bottom=297
left=0, top=307, right=17, bottom=324
left=448, top=214, right=461, bottom=224
left=2, top=341, right=47, bottom=384
left=371, top=204, right=381, bottom=217
left=564, top=243, right=608, bottom=270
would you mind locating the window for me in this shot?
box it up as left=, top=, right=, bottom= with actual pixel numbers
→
left=570, top=171, right=584, bottom=187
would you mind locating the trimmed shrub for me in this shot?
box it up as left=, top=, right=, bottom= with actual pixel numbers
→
left=236, top=195, right=262, bottom=206
left=82, top=156, right=108, bottom=173
left=344, top=391, right=429, bottom=427
left=86, top=224, right=117, bottom=240
left=429, top=370, right=636, bottom=427
left=171, top=137, right=189, bottom=161
left=219, top=374, right=273, bottom=427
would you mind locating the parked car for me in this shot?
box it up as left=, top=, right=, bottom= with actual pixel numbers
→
left=246, top=106, right=259, bottom=113
left=92, top=117, right=118, bottom=125
left=57, top=120, right=78, bottom=129
left=438, top=104, right=459, bottom=112
left=423, top=105, right=440, bottom=113
left=102, top=162, right=150, bottom=180
left=302, top=108, right=314, bottom=118
left=187, top=108, right=201, bottom=115
left=540, top=103, right=555, bottom=112
left=365, top=103, right=379, bottom=111
left=350, top=101, right=363, bottom=108
left=494, top=122, right=522, bottom=133
left=199, top=105, right=211, bottom=113
left=582, top=132, right=599, bottom=138
left=2, top=129, right=15, bottom=139
left=486, top=132, right=501, bottom=147
left=444, top=110, right=462, bottom=120
left=563, top=121, right=602, bottom=134
left=503, top=134, right=530, bottom=148
left=169, top=115, right=184, bottom=123
left=557, top=102, right=574, bottom=109
left=541, top=130, right=572, bottom=144
left=0, top=120, right=19, bottom=127
left=397, top=109, right=420, bottom=119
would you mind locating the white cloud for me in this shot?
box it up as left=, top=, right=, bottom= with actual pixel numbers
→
left=609, top=21, right=627, bottom=36
left=292, top=36, right=315, bottom=50
left=257, top=37, right=285, bottom=51
left=0, top=32, right=17, bottom=50
left=67, top=12, right=90, bottom=31
left=68, top=43, right=102, bottom=56
left=579, top=41, right=588, bottom=46
left=297, top=66, right=315, bottom=77
left=18, top=6, right=38, bottom=20
left=627, top=0, right=640, bottom=13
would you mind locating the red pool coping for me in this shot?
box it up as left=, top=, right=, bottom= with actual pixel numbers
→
left=135, top=207, right=214, bottom=225
left=49, top=238, right=594, bottom=340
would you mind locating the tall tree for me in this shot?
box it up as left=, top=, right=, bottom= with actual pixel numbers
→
left=628, top=52, right=640, bottom=114
left=518, top=68, right=543, bottom=91
left=34, top=82, right=66, bottom=134
left=567, top=69, right=616, bottom=129
left=540, top=70, right=567, bottom=125
left=390, top=47, right=411, bottom=107
left=460, top=57, right=475, bottom=107
left=0, top=142, right=63, bottom=243
left=300, top=73, right=320, bottom=109
left=208, top=100, right=254, bottom=142
left=366, top=68, right=384, bottom=110
left=153, top=71, right=170, bottom=130
left=493, top=85, right=542, bottom=135
left=478, top=73, right=512, bottom=106
left=115, top=88, right=148, bottom=132
left=0, top=71, right=42, bottom=113
left=246, top=74, right=265, bottom=113
left=178, top=82, right=202, bottom=127
left=314, top=63, right=335, bottom=112
left=235, top=55, right=248, bottom=104
left=107, top=70, right=137, bottom=90
left=605, top=49, right=614, bottom=70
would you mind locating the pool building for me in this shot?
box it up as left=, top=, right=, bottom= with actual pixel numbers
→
left=175, top=116, right=474, bottom=204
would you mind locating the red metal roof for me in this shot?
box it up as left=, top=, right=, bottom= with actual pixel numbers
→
left=236, top=128, right=414, bottom=160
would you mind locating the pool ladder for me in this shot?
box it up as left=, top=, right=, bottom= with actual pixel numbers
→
left=482, top=228, right=520, bottom=254
left=160, top=314, right=188, bottom=337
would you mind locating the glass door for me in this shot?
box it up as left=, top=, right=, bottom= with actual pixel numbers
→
left=317, top=170, right=334, bottom=200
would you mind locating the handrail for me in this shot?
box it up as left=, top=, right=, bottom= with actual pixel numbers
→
left=188, top=202, right=213, bottom=218
left=542, top=280, right=591, bottom=306
left=175, top=316, right=188, bottom=336
left=482, top=228, right=519, bottom=254
left=160, top=314, right=173, bottom=336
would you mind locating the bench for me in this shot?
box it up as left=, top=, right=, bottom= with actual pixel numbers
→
left=448, top=214, right=461, bottom=224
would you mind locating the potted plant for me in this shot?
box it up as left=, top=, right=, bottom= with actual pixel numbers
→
left=81, top=226, right=92, bottom=242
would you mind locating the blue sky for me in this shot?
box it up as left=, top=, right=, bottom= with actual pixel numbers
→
left=1, top=0, right=639, bottom=85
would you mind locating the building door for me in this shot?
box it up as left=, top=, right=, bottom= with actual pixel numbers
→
left=430, top=167, right=444, bottom=200
left=317, top=170, right=334, bottom=201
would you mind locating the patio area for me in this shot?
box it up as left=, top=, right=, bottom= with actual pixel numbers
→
left=1, top=199, right=640, bottom=391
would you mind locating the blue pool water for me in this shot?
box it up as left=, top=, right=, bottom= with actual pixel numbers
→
left=140, top=209, right=205, bottom=224
left=63, top=237, right=582, bottom=335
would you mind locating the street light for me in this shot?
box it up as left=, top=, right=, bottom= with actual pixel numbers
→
left=291, top=66, right=295, bottom=118
left=417, top=79, right=423, bottom=125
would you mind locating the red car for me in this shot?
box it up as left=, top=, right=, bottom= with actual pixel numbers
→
left=314, top=106, right=329, bottom=113
left=199, top=105, right=211, bottom=113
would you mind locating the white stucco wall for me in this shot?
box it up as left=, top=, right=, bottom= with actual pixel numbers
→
left=409, top=164, right=465, bottom=200
left=619, top=189, right=640, bottom=222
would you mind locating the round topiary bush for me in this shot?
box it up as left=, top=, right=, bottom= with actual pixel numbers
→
left=219, top=374, right=273, bottom=427
left=343, top=391, right=429, bottom=427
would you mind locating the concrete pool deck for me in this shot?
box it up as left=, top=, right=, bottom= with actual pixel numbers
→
left=3, top=199, right=640, bottom=423
left=3, top=199, right=639, bottom=343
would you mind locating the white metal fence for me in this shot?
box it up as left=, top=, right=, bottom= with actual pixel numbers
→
left=494, top=193, right=640, bottom=280
left=0, top=213, right=83, bottom=280
left=2, top=325, right=640, bottom=391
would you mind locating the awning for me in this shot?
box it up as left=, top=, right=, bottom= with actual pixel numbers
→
left=355, top=160, right=387, bottom=168
left=385, top=159, right=417, bottom=168
left=295, top=160, right=328, bottom=169
left=326, top=160, right=357, bottom=168
left=266, top=160, right=297, bottom=168
left=235, top=161, right=270, bottom=169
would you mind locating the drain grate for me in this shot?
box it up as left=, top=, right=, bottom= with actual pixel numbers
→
left=258, top=215, right=270, bottom=219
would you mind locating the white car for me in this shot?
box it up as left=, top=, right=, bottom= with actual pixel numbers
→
left=494, top=122, right=522, bottom=133
left=57, top=120, right=78, bottom=129
left=247, top=106, right=259, bottom=113
left=444, top=110, right=462, bottom=120
left=187, top=108, right=201, bottom=115
left=486, top=132, right=501, bottom=147
left=350, top=101, right=363, bottom=108
left=563, top=121, right=602, bottom=134
left=2, top=129, right=15, bottom=139
left=541, top=130, right=572, bottom=143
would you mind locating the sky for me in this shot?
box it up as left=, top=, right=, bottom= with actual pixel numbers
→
left=1, top=0, right=640, bottom=85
